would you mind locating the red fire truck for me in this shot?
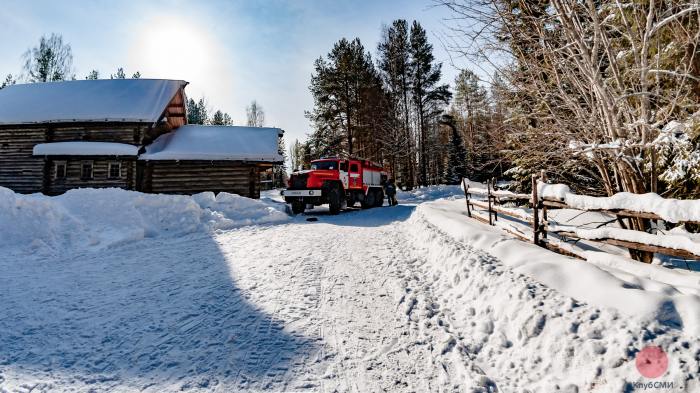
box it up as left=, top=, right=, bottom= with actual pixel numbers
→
left=282, top=157, right=387, bottom=214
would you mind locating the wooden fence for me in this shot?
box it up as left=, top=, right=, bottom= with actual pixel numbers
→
left=461, top=174, right=700, bottom=262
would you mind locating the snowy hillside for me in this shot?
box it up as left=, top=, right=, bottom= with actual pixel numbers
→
left=0, top=186, right=698, bottom=392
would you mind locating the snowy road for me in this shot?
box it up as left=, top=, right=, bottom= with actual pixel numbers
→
left=213, top=205, right=488, bottom=392
left=0, top=197, right=489, bottom=392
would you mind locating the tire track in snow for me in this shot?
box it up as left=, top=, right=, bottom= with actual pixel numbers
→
left=214, top=212, right=494, bottom=392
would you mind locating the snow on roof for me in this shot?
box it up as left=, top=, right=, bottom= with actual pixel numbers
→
left=140, top=125, right=284, bottom=162
left=0, top=79, right=187, bottom=125
left=33, top=142, right=139, bottom=156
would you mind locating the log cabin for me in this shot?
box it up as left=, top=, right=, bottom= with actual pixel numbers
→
left=0, top=79, right=283, bottom=198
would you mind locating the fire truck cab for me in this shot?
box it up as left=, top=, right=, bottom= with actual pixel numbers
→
left=282, top=157, right=387, bottom=214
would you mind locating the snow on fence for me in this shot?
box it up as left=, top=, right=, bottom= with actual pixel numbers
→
left=461, top=174, right=700, bottom=264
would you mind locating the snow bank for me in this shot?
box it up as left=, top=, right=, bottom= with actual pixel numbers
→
left=0, top=187, right=289, bottom=254
left=413, top=198, right=700, bottom=338
left=538, top=181, right=700, bottom=223
left=407, top=200, right=700, bottom=391
left=397, top=184, right=464, bottom=203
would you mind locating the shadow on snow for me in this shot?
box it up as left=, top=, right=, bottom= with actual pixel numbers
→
left=297, top=203, right=417, bottom=227
left=0, top=232, right=314, bottom=390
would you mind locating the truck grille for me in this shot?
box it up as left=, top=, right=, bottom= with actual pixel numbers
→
left=289, top=173, right=308, bottom=189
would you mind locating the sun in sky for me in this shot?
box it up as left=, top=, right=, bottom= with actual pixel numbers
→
left=128, top=14, right=235, bottom=108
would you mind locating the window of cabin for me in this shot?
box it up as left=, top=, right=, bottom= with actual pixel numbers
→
left=339, top=161, right=347, bottom=171
left=81, top=161, right=93, bottom=180
left=108, top=162, right=121, bottom=179
left=350, top=163, right=359, bottom=172
left=54, top=161, right=67, bottom=179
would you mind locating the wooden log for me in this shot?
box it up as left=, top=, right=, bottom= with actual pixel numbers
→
left=532, top=175, right=540, bottom=245
left=487, top=179, right=493, bottom=225
left=491, top=177, right=498, bottom=222
left=551, top=230, right=700, bottom=260
left=469, top=200, right=533, bottom=223
left=540, top=170, right=548, bottom=239
left=462, top=178, right=471, bottom=217
left=470, top=213, right=491, bottom=226
left=540, top=239, right=585, bottom=260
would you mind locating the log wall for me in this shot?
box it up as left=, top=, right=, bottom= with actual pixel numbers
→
left=141, top=161, right=263, bottom=198
left=0, top=128, right=48, bottom=193
left=50, top=125, right=147, bottom=144
left=0, top=123, right=150, bottom=194
left=45, top=157, right=135, bottom=195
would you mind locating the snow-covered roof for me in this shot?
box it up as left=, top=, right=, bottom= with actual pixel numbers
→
left=140, top=125, right=284, bottom=162
left=0, top=79, right=187, bottom=125
left=33, top=142, right=139, bottom=156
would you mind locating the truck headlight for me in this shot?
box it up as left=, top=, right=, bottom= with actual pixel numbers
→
left=309, top=190, right=314, bottom=195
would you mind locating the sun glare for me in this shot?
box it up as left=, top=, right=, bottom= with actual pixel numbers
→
left=130, top=15, right=219, bottom=81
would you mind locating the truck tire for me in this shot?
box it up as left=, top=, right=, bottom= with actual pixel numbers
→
left=374, top=189, right=384, bottom=207
left=347, top=192, right=357, bottom=207
left=328, top=187, right=342, bottom=215
left=362, top=190, right=376, bottom=209
left=291, top=200, right=305, bottom=214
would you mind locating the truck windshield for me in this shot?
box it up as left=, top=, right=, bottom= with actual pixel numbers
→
left=310, top=161, right=338, bottom=170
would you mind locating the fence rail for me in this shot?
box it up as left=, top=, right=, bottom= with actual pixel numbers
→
left=461, top=174, right=700, bottom=263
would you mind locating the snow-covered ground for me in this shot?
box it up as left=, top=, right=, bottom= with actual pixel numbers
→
left=1, top=186, right=699, bottom=392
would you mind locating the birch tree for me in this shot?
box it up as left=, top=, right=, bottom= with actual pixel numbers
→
left=23, top=33, right=74, bottom=82
left=246, top=100, right=265, bottom=127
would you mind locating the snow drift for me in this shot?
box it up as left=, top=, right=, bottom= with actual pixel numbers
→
left=413, top=198, right=700, bottom=337
left=0, top=186, right=289, bottom=254
left=408, top=199, right=700, bottom=391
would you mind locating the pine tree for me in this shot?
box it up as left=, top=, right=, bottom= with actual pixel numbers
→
left=186, top=98, right=205, bottom=124
left=212, top=110, right=225, bottom=125
left=273, top=136, right=288, bottom=188
left=454, top=68, right=488, bottom=176
left=197, top=98, right=209, bottom=125
left=378, top=19, right=414, bottom=187
left=111, top=68, right=126, bottom=79
left=85, top=70, right=99, bottom=80
left=132, top=71, right=141, bottom=79
left=308, top=38, right=384, bottom=157
left=409, top=21, right=451, bottom=186
left=0, top=74, right=16, bottom=89
left=23, top=33, right=74, bottom=82
left=442, top=115, right=467, bottom=184
left=222, top=113, right=233, bottom=125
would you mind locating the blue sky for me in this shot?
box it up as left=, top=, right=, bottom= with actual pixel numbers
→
left=0, top=0, right=471, bottom=143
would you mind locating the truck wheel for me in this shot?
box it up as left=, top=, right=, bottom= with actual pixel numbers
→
left=347, top=192, right=356, bottom=207
left=374, top=189, right=384, bottom=207
left=291, top=200, right=305, bottom=214
left=362, top=190, right=376, bottom=209
left=328, top=187, right=342, bottom=215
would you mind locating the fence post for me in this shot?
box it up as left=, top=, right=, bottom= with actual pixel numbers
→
left=487, top=179, right=494, bottom=225
left=540, top=170, right=547, bottom=239
left=531, top=174, right=540, bottom=245
left=491, top=177, right=498, bottom=222
left=462, top=178, right=471, bottom=217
